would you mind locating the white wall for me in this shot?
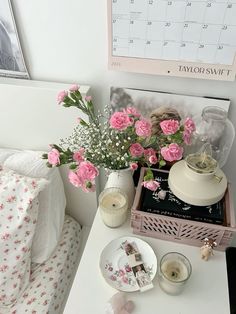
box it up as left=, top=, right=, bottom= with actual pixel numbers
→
left=12, top=0, right=236, bottom=244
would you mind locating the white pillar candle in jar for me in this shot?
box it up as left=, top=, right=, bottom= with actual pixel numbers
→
left=98, top=187, right=128, bottom=228
left=158, top=252, right=192, bottom=295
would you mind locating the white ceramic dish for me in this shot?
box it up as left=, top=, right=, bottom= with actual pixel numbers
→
left=99, top=236, right=157, bottom=292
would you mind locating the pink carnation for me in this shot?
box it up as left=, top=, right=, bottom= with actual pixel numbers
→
left=142, top=180, right=160, bottom=191
left=85, top=95, right=92, bottom=102
left=69, top=84, right=80, bottom=91
left=130, top=162, right=138, bottom=171
left=57, top=90, right=68, bottom=104
left=160, top=119, right=179, bottom=135
left=149, top=155, right=158, bottom=164
left=76, top=161, right=99, bottom=182
left=109, top=112, right=131, bottom=131
left=184, top=117, right=196, bottom=133
left=128, top=117, right=134, bottom=126
left=144, top=148, right=156, bottom=158
left=123, top=107, right=141, bottom=117
left=161, top=143, right=183, bottom=162
left=183, top=130, right=192, bottom=145
left=135, top=119, right=152, bottom=137
left=48, top=149, right=60, bottom=166
left=68, top=171, right=83, bottom=188
left=73, top=148, right=85, bottom=163
left=129, top=143, right=144, bottom=157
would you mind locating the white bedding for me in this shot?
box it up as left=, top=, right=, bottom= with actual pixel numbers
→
left=6, top=215, right=82, bottom=314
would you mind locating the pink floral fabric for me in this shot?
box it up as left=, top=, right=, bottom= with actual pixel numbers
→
left=9, top=215, right=82, bottom=314
left=0, top=168, right=47, bottom=309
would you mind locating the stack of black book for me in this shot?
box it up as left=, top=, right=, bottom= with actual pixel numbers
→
left=141, top=170, right=225, bottom=225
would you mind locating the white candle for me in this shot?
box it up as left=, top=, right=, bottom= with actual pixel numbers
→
left=99, top=188, right=128, bottom=228
left=159, top=253, right=192, bottom=295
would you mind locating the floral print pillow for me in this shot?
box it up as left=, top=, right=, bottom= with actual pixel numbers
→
left=0, top=167, right=47, bottom=308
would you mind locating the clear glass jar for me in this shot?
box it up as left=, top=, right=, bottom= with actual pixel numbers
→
left=158, top=252, right=192, bottom=295
left=195, top=106, right=235, bottom=167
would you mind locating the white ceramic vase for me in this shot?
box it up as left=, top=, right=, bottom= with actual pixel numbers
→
left=105, top=168, right=135, bottom=209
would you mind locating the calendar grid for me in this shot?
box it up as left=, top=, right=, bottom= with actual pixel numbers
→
left=213, top=0, right=230, bottom=63
left=112, top=0, right=236, bottom=65
left=196, top=0, right=208, bottom=62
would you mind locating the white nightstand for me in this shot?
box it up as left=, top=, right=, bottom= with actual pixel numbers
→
left=64, top=210, right=230, bottom=314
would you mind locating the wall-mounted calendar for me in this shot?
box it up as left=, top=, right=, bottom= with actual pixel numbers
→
left=107, top=0, right=236, bottom=80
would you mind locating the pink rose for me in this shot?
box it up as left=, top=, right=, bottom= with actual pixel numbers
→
left=160, top=119, right=179, bottom=135
left=149, top=155, right=158, bottom=164
left=129, top=143, right=144, bottom=157
left=57, top=90, right=68, bottom=104
left=125, top=265, right=132, bottom=272
left=130, top=162, right=138, bottom=171
left=135, top=119, right=152, bottom=137
left=85, top=95, right=92, bottom=102
left=109, top=112, right=131, bottom=131
left=161, top=143, right=183, bottom=162
left=142, top=180, right=160, bottom=191
left=69, top=84, right=80, bottom=91
left=184, top=117, right=196, bottom=133
left=183, top=130, right=191, bottom=145
left=77, top=161, right=99, bottom=182
left=48, top=149, right=60, bottom=166
left=119, top=269, right=125, bottom=276
left=68, top=171, right=83, bottom=188
left=110, top=275, right=117, bottom=281
left=123, top=107, right=141, bottom=117
left=122, top=276, right=129, bottom=284
left=73, top=148, right=85, bottom=163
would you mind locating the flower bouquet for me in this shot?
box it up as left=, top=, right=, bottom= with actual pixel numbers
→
left=43, top=85, right=195, bottom=192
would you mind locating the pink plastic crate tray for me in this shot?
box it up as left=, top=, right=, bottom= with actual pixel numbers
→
left=131, top=167, right=236, bottom=251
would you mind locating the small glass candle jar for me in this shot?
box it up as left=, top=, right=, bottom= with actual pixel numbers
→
left=98, top=187, right=128, bottom=228
left=158, top=252, right=192, bottom=295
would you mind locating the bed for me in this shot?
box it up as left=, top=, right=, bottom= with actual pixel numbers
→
left=0, top=78, right=98, bottom=314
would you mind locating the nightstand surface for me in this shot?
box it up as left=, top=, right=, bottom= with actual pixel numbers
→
left=64, top=210, right=230, bottom=314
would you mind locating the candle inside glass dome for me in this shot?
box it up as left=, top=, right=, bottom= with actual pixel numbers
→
left=98, top=187, right=128, bottom=228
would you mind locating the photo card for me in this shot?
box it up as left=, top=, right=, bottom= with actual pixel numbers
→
left=132, top=263, right=153, bottom=292
left=122, top=240, right=153, bottom=292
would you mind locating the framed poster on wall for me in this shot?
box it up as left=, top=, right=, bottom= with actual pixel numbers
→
left=107, top=0, right=236, bottom=81
left=0, top=0, right=29, bottom=79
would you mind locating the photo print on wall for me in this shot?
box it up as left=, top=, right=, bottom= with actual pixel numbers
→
left=0, top=0, right=29, bottom=78
left=109, top=87, right=230, bottom=127
left=109, top=87, right=231, bottom=158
